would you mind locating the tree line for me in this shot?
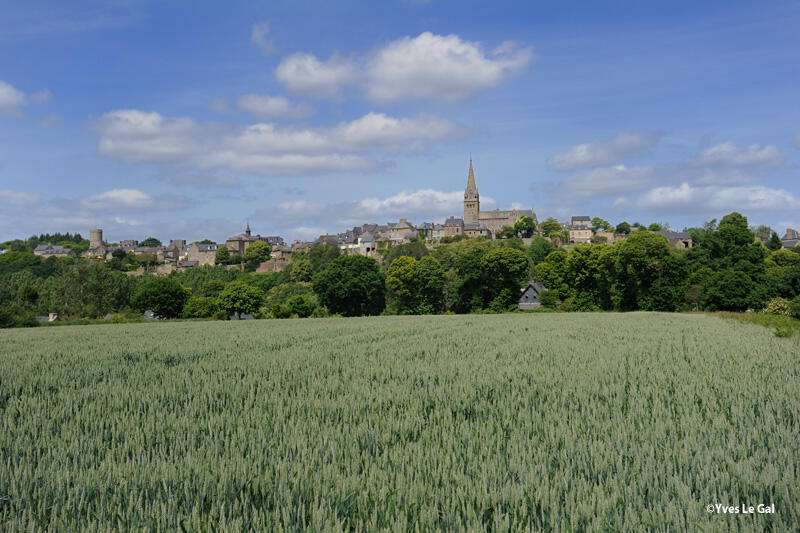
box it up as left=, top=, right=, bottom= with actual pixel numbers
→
left=2, top=211, right=799, bottom=327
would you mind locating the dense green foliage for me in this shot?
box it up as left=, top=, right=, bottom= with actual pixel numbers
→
left=313, top=255, right=385, bottom=317
left=131, top=277, right=189, bottom=319
left=217, top=281, right=265, bottom=317
left=1, top=313, right=798, bottom=530
left=2, top=211, right=799, bottom=326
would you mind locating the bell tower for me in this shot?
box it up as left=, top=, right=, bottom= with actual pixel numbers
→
left=463, top=157, right=480, bottom=224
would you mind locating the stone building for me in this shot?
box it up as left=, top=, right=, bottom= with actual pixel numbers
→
left=656, top=230, right=693, bottom=249
left=462, top=158, right=537, bottom=236
left=34, top=244, right=74, bottom=257
left=225, top=223, right=283, bottom=256
left=444, top=216, right=464, bottom=236
left=187, top=243, right=219, bottom=266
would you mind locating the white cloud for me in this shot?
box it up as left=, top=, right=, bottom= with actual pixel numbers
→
left=237, top=93, right=313, bottom=120
left=357, top=189, right=465, bottom=218
left=79, top=188, right=190, bottom=212
left=559, top=165, right=654, bottom=198
left=251, top=22, right=274, bottom=55
left=693, top=141, right=783, bottom=168
left=275, top=52, right=357, bottom=100
left=630, top=183, right=800, bottom=213
left=93, top=110, right=205, bottom=163
left=548, top=132, right=661, bottom=171
left=93, top=109, right=461, bottom=176
left=0, top=189, right=40, bottom=206
left=364, top=32, right=533, bottom=103
left=0, top=80, right=26, bottom=117
left=274, top=32, right=533, bottom=103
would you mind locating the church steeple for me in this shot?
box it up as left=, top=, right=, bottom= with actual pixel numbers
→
left=463, top=156, right=480, bottom=224
left=245, top=222, right=251, bottom=237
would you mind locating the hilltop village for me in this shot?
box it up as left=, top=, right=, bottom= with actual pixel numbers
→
left=21, top=159, right=779, bottom=276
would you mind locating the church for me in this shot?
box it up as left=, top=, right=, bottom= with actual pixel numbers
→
left=462, top=158, right=537, bottom=236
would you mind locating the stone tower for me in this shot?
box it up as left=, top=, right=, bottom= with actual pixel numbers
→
left=463, top=157, right=480, bottom=225
left=89, top=229, right=103, bottom=249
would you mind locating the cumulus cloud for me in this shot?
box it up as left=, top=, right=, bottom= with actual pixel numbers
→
left=0, top=189, right=40, bottom=206
left=364, top=32, right=533, bottom=103
left=693, top=141, right=783, bottom=169
left=548, top=132, right=661, bottom=171
left=93, top=109, right=461, bottom=176
left=237, top=93, right=313, bottom=120
left=93, top=110, right=203, bottom=163
left=274, top=32, right=533, bottom=103
left=275, top=53, right=358, bottom=100
left=79, top=188, right=190, bottom=212
left=559, top=165, right=654, bottom=199
left=624, top=183, right=800, bottom=214
left=0, top=80, right=27, bottom=117
left=251, top=22, right=274, bottom=55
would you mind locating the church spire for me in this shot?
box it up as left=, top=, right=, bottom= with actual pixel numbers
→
left=465, top=156, right=478, bottom=199
left=464, top=156, right=480, bottom=224
left=245, top=221, right=251, bottom=236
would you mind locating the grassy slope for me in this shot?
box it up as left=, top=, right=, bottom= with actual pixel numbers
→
left=1, top=313, right=799, bottom=531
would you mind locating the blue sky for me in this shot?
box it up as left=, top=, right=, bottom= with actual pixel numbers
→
left=1, top=0, right=799, bottom=243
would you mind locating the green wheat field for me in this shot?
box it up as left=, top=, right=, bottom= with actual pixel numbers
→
left=1, top=313, right=799, bottom=531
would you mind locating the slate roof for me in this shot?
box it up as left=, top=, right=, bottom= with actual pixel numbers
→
left=195, top=243, right=219, bottom=252
left=657, top=230, right=692, bottom=240
left=445, top=217, right=464, bottom=227
left=782, top=239, right=800, bottom=248
left=571, top=216, right=590, bottom=222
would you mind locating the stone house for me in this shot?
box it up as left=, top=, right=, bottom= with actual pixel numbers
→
left=656, top=230, right=693, bottom=249
left=33, top=244, right=74, bottom=257
left=187, top=243, right=219, bottom=266
left=519, top=282, right=546, bottom=309
left=569, top=227, right=592, bottom=243
left=571, top=216, right=591, bottom=229
left=226, top=224, right=282, bottom=256
left=444, top=216, right=464, bottom=236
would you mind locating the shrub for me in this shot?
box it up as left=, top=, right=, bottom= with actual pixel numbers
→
left=763, top=297, right=791, bottom=317
left=182, top=296, right=219, bottom=319
left=538, top=290, right=558, bottom=309
left=790, top=295, right=800, bottom=320
left=288, top=294, right=316, bottom=318
left=0, top=304, right=38, bottom=328
left=271, top=303, right=293, bottom=319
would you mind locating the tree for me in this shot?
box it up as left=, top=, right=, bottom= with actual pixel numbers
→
left=198, top=239, right=214, bottom=244
left=244, top=241, right=271, bottom=263
left=385, top=256, right=418, bottom=314
left=287, top=294, right=316, bottom=318
left=611, top=231, right=675, bottom=311
left=513, top=216, right=536, bottom=238
left=615, top=221, right=631, bottom=235
left=647, top=222, right=664, bottom=232
left=290, top=258, right=313, bottom=282
left=539, top=217, right=563, bottom=238
left=525, top=236, right=556, bottom=264
left=200, top=279, right=226, bottom=297
left=217, top=280, right=265, bottom=317
left=591, top=217, right=612, bottom=233
left=182, top=296, right=219, bottom=318
left=312, top=255, right=385, bottom=317
left=131, top=277, right=189, bottom=318
left=140, top=237, right=162, bottom=247
left=767, top=232, right=782, bottom=251
left=215, top=246, right=231, bottom=265
left=480, top=247, right=528, bottom=310
left=496, top=226, right=517, bottom=239
left=414, top=256, right=445, bottom=314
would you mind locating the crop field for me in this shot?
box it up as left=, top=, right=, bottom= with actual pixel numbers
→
left=1, top=313, right=799, bottom=531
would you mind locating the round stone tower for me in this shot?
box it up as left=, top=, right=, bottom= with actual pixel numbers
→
left=89, top=229, right=103, bottom=249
